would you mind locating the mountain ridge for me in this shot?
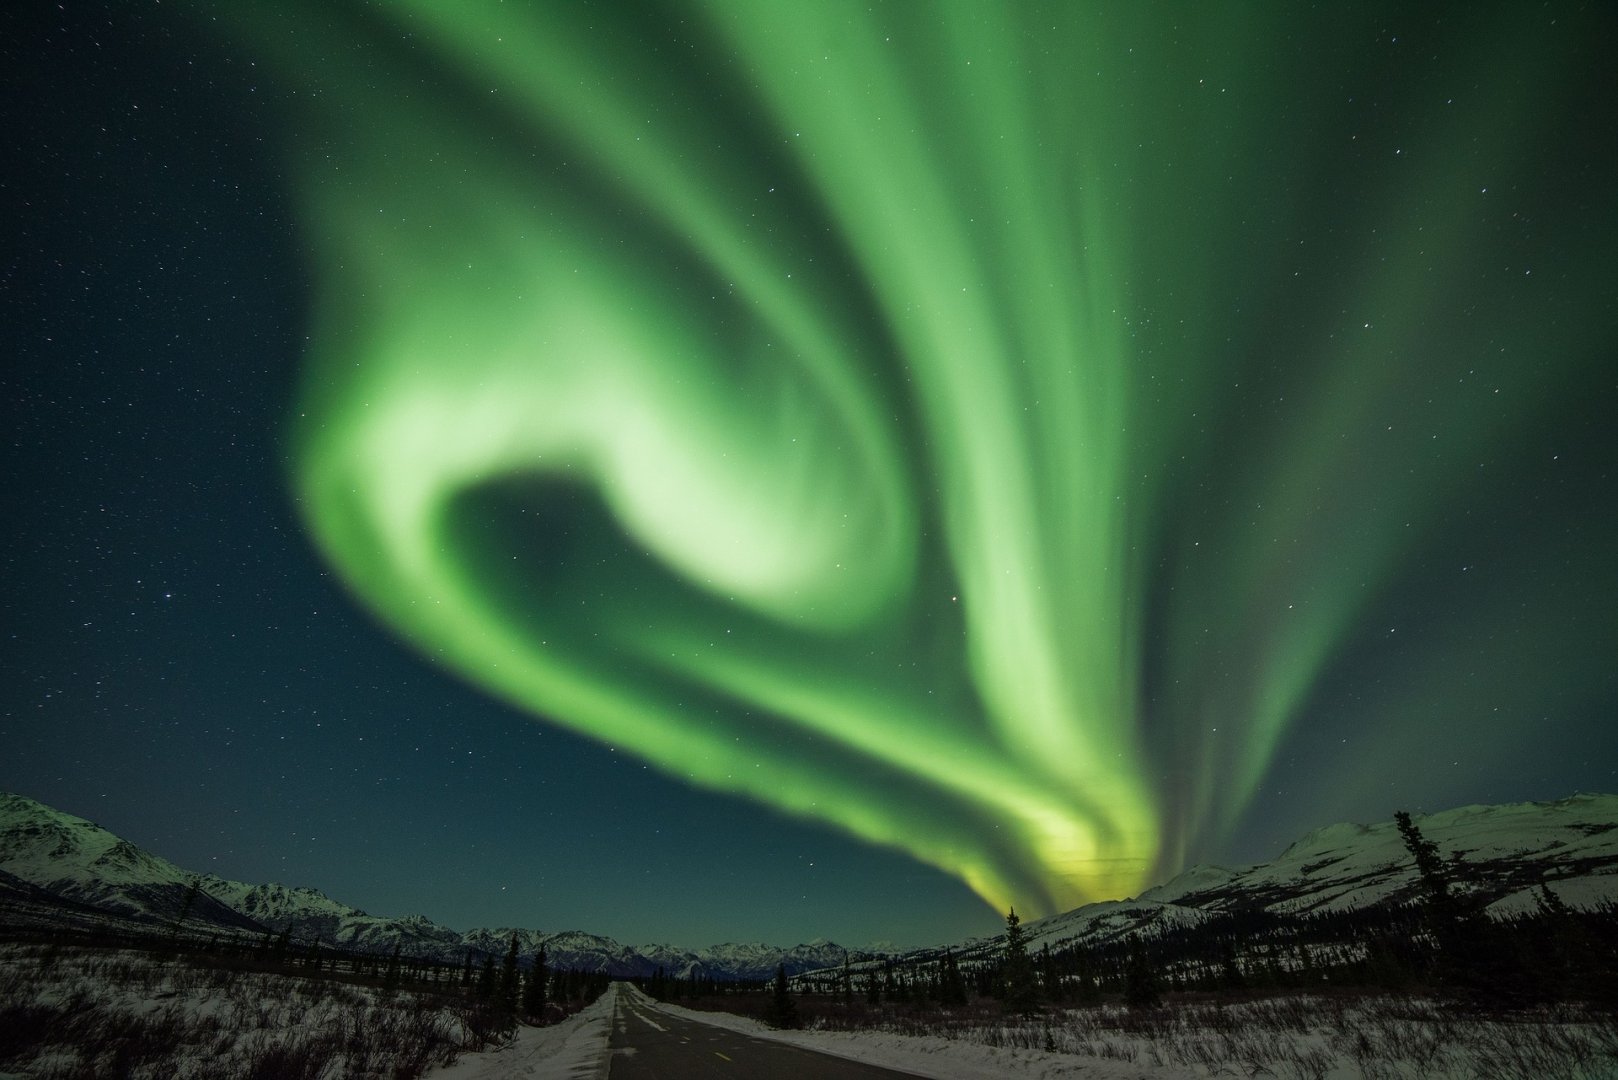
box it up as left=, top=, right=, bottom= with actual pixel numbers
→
left=908, top=791, right=1618, bottom=974
left=3, top=789, right=1615, bottom=980
left=0, top=791, right=874, bottom=979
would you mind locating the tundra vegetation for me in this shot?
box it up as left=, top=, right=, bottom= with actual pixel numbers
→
left=0, top=930, right=606, bottom=1079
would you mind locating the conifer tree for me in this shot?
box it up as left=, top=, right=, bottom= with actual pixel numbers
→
left=1220, top=941, right=1246, bottom=990
left=1123, top=941, right=1161, bottom=1008
left=497, top=934, right=521, bottom=1028
left=1073, top=951, right=1100, bottom=1005
left=169, top=876, right=202, bottom=945
left=1395, top=811, right=1451, bottom=905
left=939, top=947, right=968, bottom=1006
left=763, top=963, right=799, bottom=1029
left=1396, top=809, right=1487, bottom=984
left=384, top=942, right=402, bottom=992
left=1536, top=882, right=1570, bottom=920
left=524, top=947, right=549, bottom=1021
left=477, top=955, right=497, bottom=1001
left=1001, top=907, right=1041, bottom=1015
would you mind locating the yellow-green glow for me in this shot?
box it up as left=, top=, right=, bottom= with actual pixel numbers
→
left=196, top=2, right=1609, bottom=916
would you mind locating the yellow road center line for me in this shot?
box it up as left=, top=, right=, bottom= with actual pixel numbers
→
left=715, top=1051, right=732, bottom=1061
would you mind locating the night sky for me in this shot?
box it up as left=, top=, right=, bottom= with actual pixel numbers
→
left=4, top=2, right=1614, bottom=950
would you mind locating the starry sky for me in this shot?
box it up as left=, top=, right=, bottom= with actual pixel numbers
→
left=3, top=1, right=1615, bottom=950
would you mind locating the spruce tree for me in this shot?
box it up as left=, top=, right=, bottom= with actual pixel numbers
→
left=1123, top=941, right=1161, bottom=1008
left=939, top=947, right=968, bottom=1006
left=1536, top=882, right=1570, bottom=920
left=383, top=942, right=402, bottom=992
left=1073, top=951, right=1100, bottom=1005
left=497, top=934, right=521, bottom=1029
left=1220, top=941, right=1246, bottom=991
left=524, top=948, right=549, bottom=1021
left=1395, top=811, right=1451, bottom=905
left=169, top=876, right=201, bottom=945
left=1396, top=809, right=1487, bottom=986
left=1001, top=907, right=1041, bottom=1015
left=763, top=963, right=799, bottom=1029
left=477, top=955, right=497, bottom=1001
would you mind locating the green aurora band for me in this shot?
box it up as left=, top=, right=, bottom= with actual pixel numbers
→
left=206, top=3, right=1613, bottom=915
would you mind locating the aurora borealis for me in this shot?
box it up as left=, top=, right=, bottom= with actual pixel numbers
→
left=4, top=1, right=1615, bottom=943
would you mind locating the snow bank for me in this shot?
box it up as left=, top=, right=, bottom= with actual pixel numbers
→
left=427, top=988, right=614, bottom=1080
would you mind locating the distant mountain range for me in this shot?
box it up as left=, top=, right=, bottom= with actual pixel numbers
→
left=0, top=791, right=862, bottom=980
left=3, top=790, right=1615, bottom=980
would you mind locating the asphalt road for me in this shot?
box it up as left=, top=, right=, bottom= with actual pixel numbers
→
left=608, top=987, right=921, bottom=1079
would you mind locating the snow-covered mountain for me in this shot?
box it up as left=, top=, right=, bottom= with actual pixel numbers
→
left=461, top=927, right=674, bottom=977
left=0, top=791, right=874, bottom=978
left=0, top=792, right=261, bottom=932
left=925, top=793, right=1618, bottom=971
left=693, top=939, right=857, bottom=981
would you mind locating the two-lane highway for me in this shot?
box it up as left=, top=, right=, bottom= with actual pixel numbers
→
left=608, top=985, right=920, bottom=1079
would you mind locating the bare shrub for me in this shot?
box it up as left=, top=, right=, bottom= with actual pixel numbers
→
left=0, top=941, right=477, bottom=1080
left=240, top=1031, right=338, bottom=1080
left=0, top=1002, right=58, bottom=1063
left=1277, top=1044, right=1333, bottom=1080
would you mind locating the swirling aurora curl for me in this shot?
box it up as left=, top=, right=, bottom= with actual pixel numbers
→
left=204, top=2, right=1611, bottom=915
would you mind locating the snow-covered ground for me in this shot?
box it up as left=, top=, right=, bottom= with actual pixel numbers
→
left=429, top=982, right=1618, bottom=1080
left=5, top=951, right=1614, bottom=1080
left=0, top=941, right=471, bottom=1079
left=427, top=989, right=613, bottom=1080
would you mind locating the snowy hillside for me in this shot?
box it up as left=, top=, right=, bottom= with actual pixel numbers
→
left=928, top=793, right=1618, bottom=971
left=0, top=792, right=259, bottom=931
left=1150, top=793, right=1618, bottom=918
